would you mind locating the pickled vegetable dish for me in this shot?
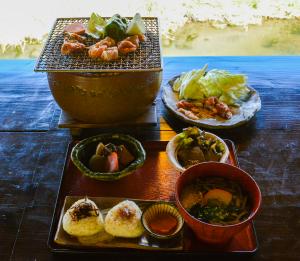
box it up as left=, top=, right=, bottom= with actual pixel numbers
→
left=180, top=177, right=250, bottom=225
left=177, top=127, right=225, bottom=168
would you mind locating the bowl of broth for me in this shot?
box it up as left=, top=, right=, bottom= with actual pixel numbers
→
left=175, top=162, right=261, bottom=245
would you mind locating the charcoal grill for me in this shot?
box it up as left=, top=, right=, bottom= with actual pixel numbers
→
left=35, top=17, right=162, bottom=123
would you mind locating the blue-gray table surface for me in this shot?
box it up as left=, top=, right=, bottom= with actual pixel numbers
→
left=0, top=57, right=299, bottom=260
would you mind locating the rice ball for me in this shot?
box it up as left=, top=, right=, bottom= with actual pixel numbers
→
left=63, top=198, right=104, bottom=237
left=104, top=200, right=144, bottom=238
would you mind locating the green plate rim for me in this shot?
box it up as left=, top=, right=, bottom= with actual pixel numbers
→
left=71, top=133, right=146, bottom=181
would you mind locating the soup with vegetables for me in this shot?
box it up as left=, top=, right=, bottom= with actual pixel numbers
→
left=180, top=177, right=250, bottom=225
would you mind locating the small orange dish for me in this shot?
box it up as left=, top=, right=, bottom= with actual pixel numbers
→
left=148, top=212, right=178, bottom=235
left=141, top=203, right=184, bottom=240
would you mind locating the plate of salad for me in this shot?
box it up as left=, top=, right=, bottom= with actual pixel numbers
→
left=162, top=65, right=261, bottom=129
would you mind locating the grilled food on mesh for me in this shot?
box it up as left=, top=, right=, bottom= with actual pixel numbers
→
left=60, top=13, right=146, bottom=61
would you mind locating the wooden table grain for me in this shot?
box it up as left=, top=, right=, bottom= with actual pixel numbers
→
left=0, top=57, right=299, bottom=261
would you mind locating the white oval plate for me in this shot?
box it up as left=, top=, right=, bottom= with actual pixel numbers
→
left=162, top=76, right=261, bottom=129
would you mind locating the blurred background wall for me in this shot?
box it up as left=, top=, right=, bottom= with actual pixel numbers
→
left=1, top=0, right=300, bottom=58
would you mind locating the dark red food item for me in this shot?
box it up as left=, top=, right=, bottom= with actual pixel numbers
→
left=63, top=22, right=86, bottom=35
left=64, top=32, right=86, bottom=43
left=149, top=213, right=178, bottom=235
left=119, top=145, right=135, bottom=166
left=106, top=152, right=119, bottom=172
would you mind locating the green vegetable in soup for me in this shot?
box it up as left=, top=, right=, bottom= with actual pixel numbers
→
left=190, top=199, right=249, bottom=225
left=184, top=177, right=250, bottom=225
left=104, top=14, right=128, bottom=41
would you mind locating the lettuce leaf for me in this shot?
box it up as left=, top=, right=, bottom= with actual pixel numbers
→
left=176, top=64, right=208, bottom=100
left=86, top=13, right=106, bottom=39
left=175, top=65, right=250, bottom=106
left=173, top=69, right=200, bottom=92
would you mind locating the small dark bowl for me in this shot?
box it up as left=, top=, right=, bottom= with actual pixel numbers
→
left=175, top=162, right=261, bottom=245
left=71, top=133, right=146, bottom=181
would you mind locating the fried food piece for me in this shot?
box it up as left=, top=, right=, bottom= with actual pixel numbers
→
left=88, top=44, right=107, bottom=59
left=88, top=37, right=117, bottom=59
left=63, top=22, right=86, bottom=35
left=137, top=34, right=146, bottom=42
left=177, top=97, right=232, bottom=120
left=204, top=189, right=233, bottom=206
left=124, top=35, right=139, bottom=48
left=178, top=108, right=199, bottom=120
left=215, top=102, right=232, bottom=119
left=61, top=40, right=86, bottom=55
left=117, top=40, right=137, bottom=54
left=177, top=100, right=195, bottom=109
left=97, top=36, right=116, bottom=47
left=101, top=46, right=119, bottom=61
left=203, top=97, right=218, bottom=114
left=64, top=32, right=86, bottom=43
left=181, top=189, right=203, bottom=210
left=117, top=35, right=141, bottom=54
left=203, top=97, right=232, bottom=119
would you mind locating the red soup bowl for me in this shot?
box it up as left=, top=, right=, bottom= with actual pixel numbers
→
left=175, top=162, right=261, bottom=245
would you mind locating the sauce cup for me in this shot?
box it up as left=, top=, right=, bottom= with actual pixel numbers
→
left=141, top=202, right=184, bottom=240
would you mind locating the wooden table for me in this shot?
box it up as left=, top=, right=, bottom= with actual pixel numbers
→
left=0, top=57, right=299, bottom=261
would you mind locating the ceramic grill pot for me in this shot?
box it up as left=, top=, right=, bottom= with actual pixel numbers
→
left=35, top=17, right=162, bottom=123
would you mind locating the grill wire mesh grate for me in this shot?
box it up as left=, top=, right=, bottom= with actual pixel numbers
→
left=35, top=17, right=162, bottom=72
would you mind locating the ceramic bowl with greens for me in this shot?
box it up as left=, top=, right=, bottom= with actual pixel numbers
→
left=166, top=127, right=229, bottom=172
left=71, top=133, right=146, bottom=181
